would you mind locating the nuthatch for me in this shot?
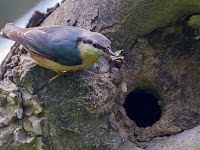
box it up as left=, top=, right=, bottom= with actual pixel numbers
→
left=0, top=23, right=117, bottom=82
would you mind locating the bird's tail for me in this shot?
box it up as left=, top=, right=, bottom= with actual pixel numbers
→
left=0, top=23, right=21, bottom=39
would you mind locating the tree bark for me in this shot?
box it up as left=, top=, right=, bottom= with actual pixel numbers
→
left=1, top=0, right=200, bottom=150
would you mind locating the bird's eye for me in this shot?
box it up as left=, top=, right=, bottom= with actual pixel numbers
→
left=82, top=39, right=88, bottom=43
left=104, top=48, right=109, bottom=53
left=92, top=43, right=98, bottom=48
left=107, top=46, right=111, bottom=49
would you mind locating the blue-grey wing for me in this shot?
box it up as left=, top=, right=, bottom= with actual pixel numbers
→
left=9, top=26, right=83, bottom=66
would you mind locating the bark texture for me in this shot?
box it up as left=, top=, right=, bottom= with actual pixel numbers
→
left=1, top=0, right=200, bottom=150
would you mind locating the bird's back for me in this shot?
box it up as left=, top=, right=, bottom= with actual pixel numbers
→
left=0, top=24, right=92, bottom=66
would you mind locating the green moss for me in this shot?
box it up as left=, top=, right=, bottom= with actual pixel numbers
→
left=188, top=15, right=200, bottom=28
left=11, top=137, right=44, bottom=150
left=41, top=113, right=109, bottom=150
left=187, top=15, right=200, bottom=40
left=0, top=90, right=8, bottom=107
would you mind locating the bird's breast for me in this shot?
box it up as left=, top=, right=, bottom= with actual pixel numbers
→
left=28, top=42, right=101, bottom=72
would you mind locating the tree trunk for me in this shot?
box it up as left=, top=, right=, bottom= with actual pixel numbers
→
left=1, top=0, right=200, bottom=150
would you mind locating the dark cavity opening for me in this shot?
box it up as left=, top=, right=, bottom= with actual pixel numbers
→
left=123, top=89, right=161, bottom=128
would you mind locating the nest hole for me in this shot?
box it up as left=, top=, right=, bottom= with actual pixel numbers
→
left=123, top=89, right=161, bottom=128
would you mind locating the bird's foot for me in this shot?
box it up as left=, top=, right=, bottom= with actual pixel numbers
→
left=48, top=71, right=66, bottom=84
left=48, top=74, right=61, bottom=84
left=48, top=70, right=77, bottom=83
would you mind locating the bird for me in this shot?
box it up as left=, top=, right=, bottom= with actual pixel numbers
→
left=0, top=23, right=117, bottom=83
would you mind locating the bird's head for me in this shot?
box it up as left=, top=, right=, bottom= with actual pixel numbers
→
left=78, top=31, right=117, bottom=57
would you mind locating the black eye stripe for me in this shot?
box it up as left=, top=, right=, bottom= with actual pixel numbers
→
left=77, top=37, right=106, bottom=50
left=77, top=37, right=93, bottom=44
left=83, top=39, right=93, bottom=44
left=92, top=43, right=97, bottom=47
left=93, top=44, right=104, bottom=50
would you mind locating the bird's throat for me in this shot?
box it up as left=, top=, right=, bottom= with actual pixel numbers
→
left=78, top=42, right=101, bottom=66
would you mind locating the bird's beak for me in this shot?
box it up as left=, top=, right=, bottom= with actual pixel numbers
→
left=107, top=48, right=117, bottom=57
left=102, top=48, right=117, bottom=57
